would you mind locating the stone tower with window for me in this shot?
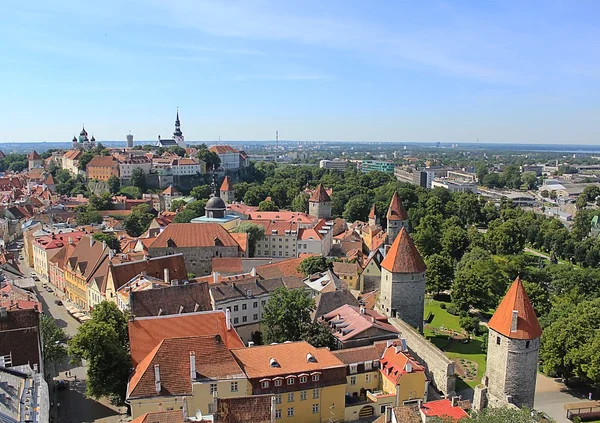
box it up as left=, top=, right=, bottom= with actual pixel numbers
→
left=368, top=204, right=379, bottom=227
left=308, top=184, right=331, bottom=220
left=386, top=192, right=409, bottom=244
left=219, top=176, right=234, bottom=203
left=482, top=276, right=542, bottom=409
left=378, top=226, right=426, bottom=332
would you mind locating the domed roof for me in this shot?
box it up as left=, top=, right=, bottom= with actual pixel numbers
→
left=72, top=136, right=77, bottom=142
left=91, top=135, right=96, bottom=142
left=206, top=196, right=226, bottom=210
left=80, top=126, right=88, bottom=136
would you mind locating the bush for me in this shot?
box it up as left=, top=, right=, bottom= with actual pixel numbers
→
left=459, top=315, right=481, bottom=334
left=439, top=303, right=447, bottom=309
left=447, top=306, right=459, bottom=316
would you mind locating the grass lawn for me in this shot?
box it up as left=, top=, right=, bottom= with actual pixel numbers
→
left=424, top=298, right=487, bottom=389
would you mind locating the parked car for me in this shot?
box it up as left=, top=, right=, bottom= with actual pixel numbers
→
left=46, top=287, right=53, bottom=293
left=33, top=276, right=40, bottom=281
left=54, top=300, right=63, bottom=306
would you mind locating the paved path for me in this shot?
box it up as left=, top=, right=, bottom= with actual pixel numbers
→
left=535, top=373, right=593, bottom=423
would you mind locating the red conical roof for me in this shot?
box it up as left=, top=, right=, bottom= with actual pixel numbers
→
left=310, top=184, right=331, bottom=202
left=381, top=227, right=426, bottom=273
left=220, top=176, right=233, bottom=191
left=368, top=204, right=377, bottom=219
left=386, top=192, right=408, bottom=221
left=28, top=150, right=41, bottom=160
left=488, top=277, right=542, bottom=340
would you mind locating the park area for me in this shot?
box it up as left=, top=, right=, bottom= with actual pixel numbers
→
left=423, top=297, right=488, bottom=392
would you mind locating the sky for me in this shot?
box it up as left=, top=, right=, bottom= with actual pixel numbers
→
left=1, top=0, right=599, bottom=144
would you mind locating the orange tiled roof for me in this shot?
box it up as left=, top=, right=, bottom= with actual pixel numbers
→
left=128, top=310, right=244, bottom=366
left=63, top=149, right=82, bottom=160
left=230, top=232, right=248, bottom=254
left=220, top=176, right=233, bottom=191
left=420, top=399, right=468, bottom=421
left=380, top=343, right=424, bottom=385
left=386, top=192, right=408, bottom=221
left=231, top=341, right=344, bottom=379
left=255, top=257, right=306, bottom=280
left=130, top=410, right=185, bottom=423
left=381, top=227, right=425, bottom=273
left=309, top=184, right=331, bottom=202
left=368, top=204, right=377, bottom=219
left=488, top=276, right=542, bottom=340
left=28, top=150, right=41, bottom=160
left=87, top=156, right=117, bottom=168
left=149, top=223, right=239, bottom=248
left=209, top=145, right=239, bottom=154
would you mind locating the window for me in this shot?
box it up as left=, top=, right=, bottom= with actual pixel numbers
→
left=380, top=405, right=386, bottom=414
left=299, top=376, right=307, bottom=383
left=234, top=305, right=239, bottom=312
left=496, top=336, right=501, bottom=345
left=349, top=363, right=358, bottom=374
left=300, top=391, right=307, bottom=401
left=231, top=382, right=238, bottom=392
left=364, top=361, right=373, bottom=371
left=312, top=403, right=319, bottom=413
left=526, top=340, right=530, bottom=348
left=313, top=389, right=319, bottom=399
left=242, top=316, right=247, bottom=323
left=242, top=303, right=247, bottom=310
left=208, top=403, right=213, bottom=414
left=234, top=317, right=239, bottom=324
left=262, top=300, right=266, bottom=306
left=275, top=409, right=282, bottom=419
left=288, top=392, right=294, bottom=402
left=366, top=374, right=371, bottom=383
left=275, top=380, right=282, bottom=387
left=287, top=407, right=294, bottom=417
left=275, top=394, right=282, bottom=404
left=287, top=377, right=294, bottom=385
left=253, top=313, right=259, bottom=320
left=210, top=384, right=217, bottom=395
left=350, top=376, right=356, bottom=385
left=261, top=381, right=269, bottom=388
left=253, top=301, right=258, bottom=308
left=312, top=374, right=319, bottom=382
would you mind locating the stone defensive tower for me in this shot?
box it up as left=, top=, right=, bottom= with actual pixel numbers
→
left=308, top=184, right=331, bottom=220
left=219, top=176, right=234, bottom=203
left=368, top=204, right=379, bottom=227
left=484, top=277, right=542, bottom=409
left=386, top=192, right=409, bottom=244
left=378, top=226, right=426, bottom=332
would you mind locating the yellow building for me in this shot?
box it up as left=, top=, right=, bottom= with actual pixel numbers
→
left=379, top=342, right=428, bottom=405
left=127, top=335, right=249, bottom=419
left=333, top=261, right=361, bottom=290
left=232, top=341, right=347, bottom=423
left=64, top=236, right=108, bottom=311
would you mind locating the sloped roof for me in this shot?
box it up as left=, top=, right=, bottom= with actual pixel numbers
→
left=87, top=156, right=117, bottom=168
left=255, top=257, right=306, bottom=280
left=149, top=223, right=239, bottom=249
left=313, top=289, right=359, bottom=320
left=216, top=395, right=274, bottom=423
left=381, top=227, right=426, bottom=273
left=220, top=176, right=233, bottom=191
left=386, top=192, right=408, bottom=221
left=420, top=399, right=468, bottom=421
left=130, top=410, right=185, bottom=423
left=209, top=145, right=239, bottom=154
left=110, top=254, right=187, bottom=291
left=28, top=150, right=41, bottom=160
left=130, top=281, right=211, bottom=318
left=128, top=335, right=245, bottom=399
left=332, top=341, right=388, bottom=364
left=309, top=184, right=331, bottom=202
left=161, top=185, right=180, bottom=196
left=322, top=304, right=399, bottom=342
left=488, top=276, right=542, bottom=340
left=63, top=149, right=82, bottom=160
left=380, top=342, right=425, bottom=385
left=0, top=309, right=41, bottom=370
left=368, top=204, right=377, bottom=219
left=128, top=310, right=244, bottom=366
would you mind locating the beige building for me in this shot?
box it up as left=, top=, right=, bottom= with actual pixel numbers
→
left=61, top=150, right=82, bottom=175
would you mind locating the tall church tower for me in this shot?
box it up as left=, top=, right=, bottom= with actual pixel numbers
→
left=484, top=277, right=542, bottom=409
left=378, top=227, right=426, bottom=332
left=173, top=109, right=185, bottom=147
left=219, top=176, right=234, bottom=203
left=308, top=184, right=331, bottom=220
left=386, top=192, right=409, bottom=244
left=368, top=204, right=379, bottom=227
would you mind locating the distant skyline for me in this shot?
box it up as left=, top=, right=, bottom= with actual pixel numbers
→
left=1, top=1, right=599, bottom=144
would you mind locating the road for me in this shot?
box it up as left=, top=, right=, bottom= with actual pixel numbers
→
left=535, top=373, right=596, bottom=423
left=17, top=251, right=127, bottom=422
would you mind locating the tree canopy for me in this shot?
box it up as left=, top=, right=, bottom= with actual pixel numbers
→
left=233, top=222, right=266, bottom=257
left=298, top=256, right=329, bottom=276
left=40, top=314, right=69, bottom=368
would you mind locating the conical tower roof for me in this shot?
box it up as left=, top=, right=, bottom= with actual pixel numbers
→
left=381, top=227, right=426, bottom=273
left=310, top=184, right=331, bottom=202
left=368, top=204, right=377, bottom=219
left=220, top=176, right=233, bottom=191
left=488, top=277, right=542, bottom=340
left=28, top=150, right=41, bottom=160
left=386, top=192, right=408, bottom=221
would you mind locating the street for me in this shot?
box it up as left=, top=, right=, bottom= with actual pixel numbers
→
left=535, top=373, right=595, bottom=423
left=17, top=252, right=127, bottom=422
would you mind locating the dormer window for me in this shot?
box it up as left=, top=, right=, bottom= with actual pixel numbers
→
left=306, top=353, right=317, bottom=363
left=270, top=358, right=280, bottom=368
left=364, top=360, right=373, bottom=371
left=349, top=363, right=358, bottom=374
left=287, top=377, right=295, bottom=385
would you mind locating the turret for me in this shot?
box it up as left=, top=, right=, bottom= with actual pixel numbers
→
left=368, top=204, right=379, bottom=226
left=386, top=192, right=409, bottom=244
left=219, top=176, right=234, bottom=203
left=308, top=184, right=331, bottom=220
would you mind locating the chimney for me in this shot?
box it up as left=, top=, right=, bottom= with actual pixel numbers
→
left=225, top=309, right=232, bottom=330
left=164, top=268, right=170, bottom=284
left=511, top=310, right=519, bottom=332
left=90, top=237, right=95, bottom=247
left=384, top=406, right=392, bottom=423
left=248, top=341, right=254, bottom=347
left=171, top=279, right=178, bottom=287
left=451, top=396, right=459, bottom=407
left=405, top=362, right=412, bottom=373
left=0, top=307, right=7, bottom=318
left=109, top=249, right=114, bottom=259
left=213, top=271, right=219, bottom=284
left=271, top=395, right=277, bottom=423
left=102, top=240, right=107, bottom=250
left=141, top=270, right=147, bottom=277
left=359, top=306, right=365, bottom=314
left=250, top=267, right=256, bottom=277
left=154, top=364, right=161, bottom=393
left=190, top=352, right=196, bottom=381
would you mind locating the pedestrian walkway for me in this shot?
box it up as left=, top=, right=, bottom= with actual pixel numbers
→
left=535, top=373, right=594, bottom=423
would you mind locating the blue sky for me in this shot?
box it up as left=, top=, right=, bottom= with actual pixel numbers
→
left=1, top=0, right=599, bottom=143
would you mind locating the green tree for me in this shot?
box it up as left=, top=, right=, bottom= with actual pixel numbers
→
left=89, top=193, right=114, bottom=211
left=424, top=253, right=453, bottom=294
left=342, top=195, right=371, bottom=222
left=262, top=288, right=335, bottom=349
left=172, top=209, right=199, bottom=223
left=441, top=225, right=469, bottom=261
left=486, top=219, right=526, bottom=255
left=92, top=232, right=121, bottom=252
left=298, top=256, right=328, bottom=276
left=68, top=302, right=130, bottom=404
left=413, top=214, right=443, bottom=257
left=186, top=199, right=207, bottom=216
left=40, top=314, right=69, bottom=367
left=521, top=171, right=538, bottom=190
left=459, top=315, right=481, bottom=334
left=130, top=168, right=147, bottom=193
left=233, top=222, right=266, bottom=257
left=258, top=199, right=279, bottom=211
left=170, top=199, right=187, bottom=212
left=169, top=146, right=186, bottom=157
left=291, top=193, right=309, bottom=213
left=118, top=186, right=142, bottom=199
left=190, top=184, right=211, bottom=200
left=124, top=204, right=154, bottom=237
left=76, top=208, right=103, bottom=226
left=430, top=407, right=549, bottom=422
left=197, top=148, right=221, bottom=170
left=243, top=185, right=267, bottom=206
left=107, top=175, right=120, bottom=194
left=501, top=164, right=522, bottom=189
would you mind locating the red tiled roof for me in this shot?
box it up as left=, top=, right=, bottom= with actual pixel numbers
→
left=110, top=254, right=187, bottom=291
left=149, top=223, right=239, bottom=248
left=255, top=257, right=306, bottom=280
left=488, top=276, right=542, bottom=340
left=220, top=176, right=233, bottom=191
left=368, top=204, right=377, bottom=219
left=128, top=335, right=245, bottom=399
left=386, top=192, right=408, bottom=221
left=130, top=410, right=185, bottom=423
left=248, top=211, right=314, bottom=224
left=332, top=341, right=388, bottom=364
left=128, top=310, right=244, bottom=366
left=230, top=232, right=248, bottom=254
left=212, top=257, right=243, bottom=273
left=380, top=343, right=424, bottom=385
left=231, top=341, right=344, bottom=379
left=209, top=145, right=239, bottom=154
left=28, top=150, right=41, bottom=160
left=63, top=149, right=82, bottom=160
left=420, top=399, right=468, bottom=421
left=381, top=227, right=425, bottom=273
left=161, top=185, right=180, bottom=196
left=309, top=184, right=331, bottom=202
left=216, top=395, right=274, bottom=423
left=322, top=304, right=399, bottom=342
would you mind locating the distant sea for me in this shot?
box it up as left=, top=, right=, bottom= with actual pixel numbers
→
left=0, top=140, right=599, bottom=154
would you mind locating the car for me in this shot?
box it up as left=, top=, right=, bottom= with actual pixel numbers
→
left=33, top=276, right=40, bottom=281
left=57, top=380, right=69, bottom=391
left=54, top=300, right=63, bottom=306
left=46, top=287, right=53, bottom=293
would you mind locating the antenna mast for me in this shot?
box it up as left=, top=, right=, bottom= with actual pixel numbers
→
left=276, top=131, right=279, bottom=150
